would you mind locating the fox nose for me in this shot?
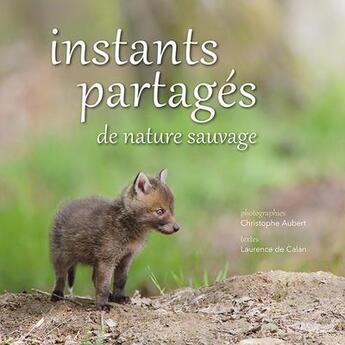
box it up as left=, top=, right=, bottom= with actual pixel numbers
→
left=173, top=224, right=180, bottom=232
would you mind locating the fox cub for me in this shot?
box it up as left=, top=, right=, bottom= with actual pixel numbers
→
left=50, top=169, right=179, bottom=310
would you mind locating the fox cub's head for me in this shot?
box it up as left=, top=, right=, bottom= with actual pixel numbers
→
left=124, top=169, right=180, bottom=235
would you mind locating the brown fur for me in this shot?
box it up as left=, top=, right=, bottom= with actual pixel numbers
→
left=50, top=170, right=179, bottom=310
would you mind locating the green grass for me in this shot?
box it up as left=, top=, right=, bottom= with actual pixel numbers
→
left=0, top=85, right=345, bottom=295
left=82, top=315, right=105, bottom=345
left=147, top=266, right=165, bottom=295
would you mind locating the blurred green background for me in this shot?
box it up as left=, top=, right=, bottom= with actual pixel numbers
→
left=1, top=0, right=345, bottom=296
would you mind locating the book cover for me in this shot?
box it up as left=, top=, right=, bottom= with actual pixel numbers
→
left=0, top=1, right=344, bottom=344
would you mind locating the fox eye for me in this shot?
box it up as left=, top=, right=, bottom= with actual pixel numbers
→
left=156, top=208, right=165, bottom=215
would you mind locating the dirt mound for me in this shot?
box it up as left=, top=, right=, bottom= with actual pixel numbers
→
left=1, top=271, right=345, bottom=344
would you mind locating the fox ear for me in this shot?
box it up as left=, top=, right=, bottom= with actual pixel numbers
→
left=158, top=168, right=168, bottom=184
left=134, top=172, right=152, bottom=194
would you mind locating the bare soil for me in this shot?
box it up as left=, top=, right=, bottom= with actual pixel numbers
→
left=1, top=271, right=345, bottom=345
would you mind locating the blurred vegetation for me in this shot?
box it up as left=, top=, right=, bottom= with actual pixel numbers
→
left=1, top=83, right=345, bottom=295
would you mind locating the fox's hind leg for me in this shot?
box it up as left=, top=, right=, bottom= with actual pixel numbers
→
left=51, top=259, right=69, bottom=302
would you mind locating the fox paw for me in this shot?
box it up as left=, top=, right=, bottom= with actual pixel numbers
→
left=97, top=303, right=112, bottom=312
left=50, top=290, right=64, bottom=302
left=109, top=293, right=130, bottom=304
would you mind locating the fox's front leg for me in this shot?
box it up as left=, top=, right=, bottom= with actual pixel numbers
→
left=93, top=261, right=113, bottom=311
left=109, top=253, right=132, bottom=304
